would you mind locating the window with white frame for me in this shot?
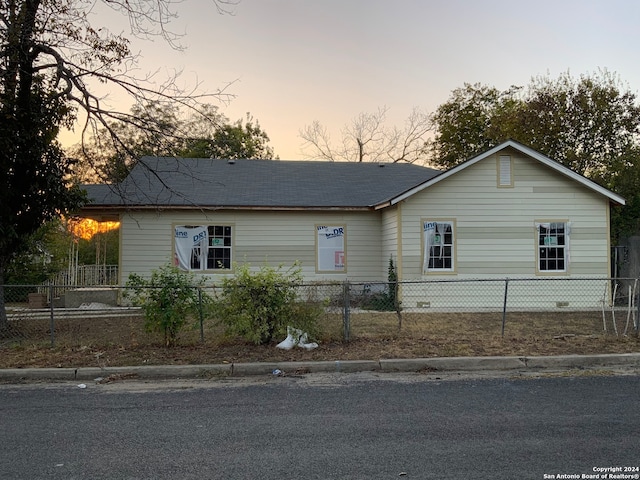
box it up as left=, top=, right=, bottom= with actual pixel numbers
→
left=423, top=220, right=454, bottom=272
left=316, top=225, right=346, bottom=272
left=536, top=222, right=568, bottom=273
left=174, top=225, right=232, bottom=271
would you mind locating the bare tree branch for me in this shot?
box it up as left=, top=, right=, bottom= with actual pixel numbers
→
left=299, top=120, right=337, bottom=162
left=2, top=0, right=238, bottom=153
left=300, top=106, right=434, bottom=163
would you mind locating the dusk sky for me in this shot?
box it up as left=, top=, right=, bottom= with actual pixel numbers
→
left=63, top=0, right=640, bottom=160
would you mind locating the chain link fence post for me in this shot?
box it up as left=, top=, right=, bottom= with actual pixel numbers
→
left=636, top=277, right=640, bottom=338
left=49, top=284, right=55, bottom=347
left=343, top=280, right=350, bottom=342
left=198, top=287, right=205, bottom=343
left=393, top=280, right=402, bottom=330
left=501, top=278, right=509, bottom=337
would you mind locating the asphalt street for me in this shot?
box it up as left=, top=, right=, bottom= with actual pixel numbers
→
left=0, top=371, right=638, bottom=479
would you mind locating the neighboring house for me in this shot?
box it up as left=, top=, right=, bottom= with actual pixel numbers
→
left=79, top=140, right=625, bottom=308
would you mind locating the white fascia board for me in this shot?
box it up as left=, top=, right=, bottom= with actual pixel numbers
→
left=388, top=140, right=626, bottom=206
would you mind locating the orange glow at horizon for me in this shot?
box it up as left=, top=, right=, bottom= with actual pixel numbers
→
left=68, top=218, right=120, bottom=240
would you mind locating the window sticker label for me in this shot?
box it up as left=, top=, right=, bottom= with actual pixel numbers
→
left=317, top=225, right=346, bottom=272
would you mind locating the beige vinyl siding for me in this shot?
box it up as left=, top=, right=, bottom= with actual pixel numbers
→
left=119, top=212, right=169, bottom=284
left=399, top=149, right=612, bottom=281
left=409, top=146, right=616, bottom=308
left=381, top=207, right=399, bottom=278
left=119, top=210, right=383, bottom=283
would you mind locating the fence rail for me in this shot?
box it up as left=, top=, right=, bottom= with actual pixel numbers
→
left=1, top=277, right=639, bottom=349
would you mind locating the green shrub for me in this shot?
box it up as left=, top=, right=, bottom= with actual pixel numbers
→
left=361, top=257, right=401, bottom=313
left=387, top=255, right=398, bottom=308
left=361, top=291, right=395, bottom=311
left=125, top=265, right=207, bottom=347
left=215, top=262, right=321, bottom=345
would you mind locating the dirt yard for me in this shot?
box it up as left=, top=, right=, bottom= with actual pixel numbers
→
left=1, top=310, right=639, bottom=369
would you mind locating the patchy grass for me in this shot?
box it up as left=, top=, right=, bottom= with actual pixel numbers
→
left=0, top=310, right=638, bottom=369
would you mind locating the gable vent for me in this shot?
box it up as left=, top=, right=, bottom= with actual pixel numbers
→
left=499, top=155, right=512, bottom=186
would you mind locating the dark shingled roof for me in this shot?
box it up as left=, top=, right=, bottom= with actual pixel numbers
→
left=82, top=157, right=441, bottom=209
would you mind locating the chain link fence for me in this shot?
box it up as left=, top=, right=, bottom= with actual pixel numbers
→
left=1, top=278, right=638, bottom=350
left=342, top=278, right=640, bottom=342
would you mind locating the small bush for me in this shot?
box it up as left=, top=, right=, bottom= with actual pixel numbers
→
left=361, top=291, right=395, bottom=311
left=125, top=265, right=208, bottom=347
left=360, top=257, right=401, bottom=313
left=215, top=262, right=321, bottom=345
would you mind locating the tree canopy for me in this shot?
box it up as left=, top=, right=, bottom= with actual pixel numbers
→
left=0, top=0, right=236, bottom=328
left=73, top=105, right=276, bottom=183
left=428, top=70, right=640, bottom=241
left=427, top=83, right=519, bottom=168
left=205, top=114, right=275, bottom=161
left=429, top=71, right=640, bottom=177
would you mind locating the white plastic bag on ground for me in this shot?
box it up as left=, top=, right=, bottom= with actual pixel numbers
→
left=276, top=326, right=318, bottom=350
left=297, top=331, right=318, bottom=350
left=276, top=333, right=296, bottom=350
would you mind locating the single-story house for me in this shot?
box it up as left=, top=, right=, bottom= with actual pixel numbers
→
left=79, top=140, right=625, bottom=308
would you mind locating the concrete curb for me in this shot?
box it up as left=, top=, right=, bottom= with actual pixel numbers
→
left=379, top=356, right=527, bottom=372
left=1, top=353, right=639, bottom=383
left=523, top=353, right=640, bottom=369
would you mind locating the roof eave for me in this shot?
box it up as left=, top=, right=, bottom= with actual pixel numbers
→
left=77, top=204, right=374, bottom=214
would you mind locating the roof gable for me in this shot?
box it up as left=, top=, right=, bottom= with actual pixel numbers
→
left=385, top=140, right=625, bottom=207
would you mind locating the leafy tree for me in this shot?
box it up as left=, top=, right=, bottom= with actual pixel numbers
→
left=604, top=146, right=640, bottom=239
left=0, top=82, right=85, bottom=329
left=126, top=265, right=208, bottom=347
left=0, top=0, right=234, bottom=329
left=509, top=71, right=640, bottom=178
left=215, top=262, right=321, bottom=345
left=203, top=113, right=276, bottom=160
left=300, top=106, right=432, bottom=163
left=3, top=220, right=70, bottom=285
left=428, top=83, right=521, bottom=167
left=4, top=215, right=119, bottom=289
left=72, top=103, right=223, bottom=182
left=430, top=71, right=640, bottom=177
left=73, top=106, right=276, bottom=182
